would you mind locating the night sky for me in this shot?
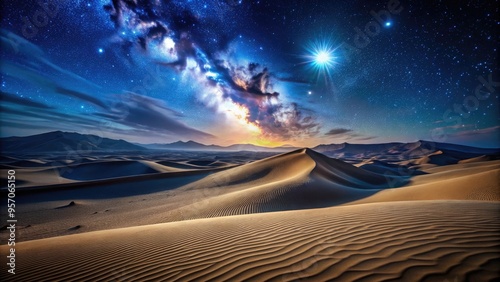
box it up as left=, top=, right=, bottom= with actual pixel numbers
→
left=1, top=0, right=499, bottom=147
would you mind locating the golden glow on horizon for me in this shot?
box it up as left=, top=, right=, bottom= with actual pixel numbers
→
left=250, top=138, right=283, bottom=147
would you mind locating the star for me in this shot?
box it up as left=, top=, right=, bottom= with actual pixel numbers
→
left=315, top=51, right=331, bottom=64
left=385, top=22, right=392, bottom=27
left=98, top=48, right=104, bottom=54
left=302, top=38, right=339, bottom=79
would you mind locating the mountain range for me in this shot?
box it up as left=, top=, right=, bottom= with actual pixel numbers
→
left=0, top=131, right=145, bottom=154
left=142, top=140, right=295, bottom=152
left=1, top=131, right=499, bottom=158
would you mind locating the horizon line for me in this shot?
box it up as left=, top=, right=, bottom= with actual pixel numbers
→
left=1, top=130, right=499, bottom=150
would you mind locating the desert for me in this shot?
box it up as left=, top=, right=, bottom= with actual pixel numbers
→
left=1, top=132, right=499, bottom=281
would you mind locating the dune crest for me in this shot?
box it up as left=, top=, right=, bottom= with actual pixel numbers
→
left=162, top=148, right=402, bottom=221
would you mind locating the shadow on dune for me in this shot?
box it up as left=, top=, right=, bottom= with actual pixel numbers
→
left=9, top=170, right=215, bottom=204
left=7, top=148, right=427, bottom=217
left=164, top=148, right=427, bottom=221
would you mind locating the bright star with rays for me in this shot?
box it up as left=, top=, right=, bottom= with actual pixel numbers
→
left=301, top=38, right=340, bottom=81
left=315, top=51, right=332, bottom=64
left=310, top=47, right=336, bottom=70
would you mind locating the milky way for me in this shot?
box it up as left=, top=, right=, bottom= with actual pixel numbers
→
left=1, top=0, right=498, bottom=147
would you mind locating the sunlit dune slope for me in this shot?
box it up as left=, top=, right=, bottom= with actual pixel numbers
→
left=351, top=161, right=500, bottom=205
left=163, top=148, right=398, bottom=221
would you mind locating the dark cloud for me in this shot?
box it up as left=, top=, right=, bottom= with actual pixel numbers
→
left=0, top=29, right=45, bottom=58
left=1, top=91, right=214, bottom=141
left=443, top=126, right=500, bottom=148
left=0, top=103, right=109, bottom=140
left=247, top=68, right=279, bottom=97
left=0, top=104, right=101, bottom=128
left=432, top=124, right=475, bottom=132
left=226, top=63, right=280, bottom=97
left=2, top=61, right=107, bottom=109
left=451, top=126, right=500, bottom=137
left=0, top=91, right=53, bottom=109
left=95, top=92, right=214, bottom=140
left=0, top=120, right=55, bottom=131
left=324, top=128, right=377, bottom=141
left=256, top=103, right=320, bottom=140
left=1, top=29, right=101, bottom=89
left=0, top=101, right=194, bottom=144
left=325, top=128, right=353, bottom=136
left=1, top=30, right=214, bottom=142
left=354, top=136, right=377, bottom=141
left=54, top=87, right=108, bottom=109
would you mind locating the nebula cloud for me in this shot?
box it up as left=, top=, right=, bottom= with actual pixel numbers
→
left=103, top=0, right=320, bottom=142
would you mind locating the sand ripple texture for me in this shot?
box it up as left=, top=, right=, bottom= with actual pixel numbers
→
left=1, top=200, right=498, bottom=282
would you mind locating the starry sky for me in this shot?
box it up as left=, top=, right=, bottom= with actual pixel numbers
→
left=1, top=0, right=499, bottom=147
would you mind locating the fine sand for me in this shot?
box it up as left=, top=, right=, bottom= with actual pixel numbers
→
left=1, top=201, right=498, bottom=281
left=1, top=148, right=499, bottom=281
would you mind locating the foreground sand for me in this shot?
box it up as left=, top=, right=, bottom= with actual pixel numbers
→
left=1, top=201, right=498, bottom=281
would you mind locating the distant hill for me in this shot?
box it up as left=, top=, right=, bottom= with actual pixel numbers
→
left=0, top=131, right=146, bottom=154
left=145, top=140, right=223, bottom=151
left=312, top=140, right=499, bottom=160
left=141, top=141, right=298, bottom=152
left=2, top=131, right=498, bottom=158
left=144, top=140, right=224, bottom=151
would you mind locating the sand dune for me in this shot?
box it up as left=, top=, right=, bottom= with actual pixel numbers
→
left=58, top=160, right=161, bottom=180
left=3, top=148, right=499, bottom=243
left=156, top=160, right=209, bottom=170
left=163, top=149, right=399, bottom=221
left=2, top=159, right=233, bottom=188
left=0, top=156, right=55, bottom=169
left=2, top=201, right=498, bottom=281
left=1, top=146, right=499, bottom=281
left=351, top=166, right=500, bottom=205
left=411, top=149, right=499, bottom=167
left=150, top=149, right=499, bottom=223
left=459, top=155, right=494, bottom=163
left=0, top=167, right=76, bottom=187
left=3, top=149, right=382, bottom=241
